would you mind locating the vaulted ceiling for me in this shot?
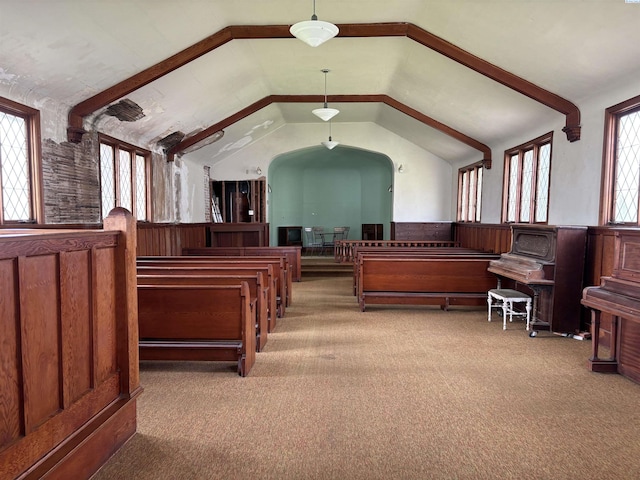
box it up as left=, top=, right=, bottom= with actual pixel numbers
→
left=2, top=0, right=640, bottom=167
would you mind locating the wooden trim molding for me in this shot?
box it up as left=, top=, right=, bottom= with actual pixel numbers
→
left=67, top=22, right=581, bottom=147
left=165, top=94, right=492, bottom=166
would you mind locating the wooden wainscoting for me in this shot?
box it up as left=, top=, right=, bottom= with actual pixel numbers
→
left=390, top=222, right=453, bottom=241
left=453, top=223, right=512, bottom=254
left=137, top=222, right=208, bottom=256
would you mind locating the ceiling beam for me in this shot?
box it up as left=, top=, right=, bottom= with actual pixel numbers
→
left=166, top=94, right=493, bottom=168
left=67, top=22, right=580, bottom=145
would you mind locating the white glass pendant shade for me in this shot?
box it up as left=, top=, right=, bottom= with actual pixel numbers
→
left=312, top=106, right=340, bottom=121
left=322, top=138, right=339, bottom=150
left=290, top=19, right=338, bottom=47
left=322, top=119, right=338, bottom=149
left=314, top=68, right=339, bottom=120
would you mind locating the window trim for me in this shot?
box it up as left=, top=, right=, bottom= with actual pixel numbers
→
left=501, top=131, right=553, bottom=224
left=457, top=160, right=483, bottom=223
left=98, top=134, right=152, bottom=222
left=0, top=96, right=43, bottom=225
left=600, top=94, right=640, bottom=225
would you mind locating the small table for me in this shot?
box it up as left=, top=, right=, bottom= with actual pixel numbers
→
left=488, top=289, right=532, bottom=331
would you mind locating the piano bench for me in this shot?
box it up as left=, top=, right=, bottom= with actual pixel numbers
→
left=487, top=289, right=532, bottom=331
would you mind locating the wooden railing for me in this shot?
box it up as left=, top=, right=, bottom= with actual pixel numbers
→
left=334, top=240, right=460, bottom=263
left=0, top=208, right=140, bottom=480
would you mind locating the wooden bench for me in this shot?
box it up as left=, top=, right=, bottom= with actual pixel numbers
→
left=358, top=255, right=499, bottom=311
left=170, top=254, right=291, bottom=313
left=182, top=246, right=302, bottom=282
left=137, top=272, right=269, bottom=352
left=352, top=247, right=496, bottom=295
left=139, top=255, right=286, bottom=318
left=137, top=282, right=256, bottom=376
left=137, top=262, right=279, bottom=333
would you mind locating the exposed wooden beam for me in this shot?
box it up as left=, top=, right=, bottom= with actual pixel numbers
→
left=404, top=24, right=580, bottom=141
left=166, top=94, right=492, bottom=168
left=67, top=22, right=580, bottom=145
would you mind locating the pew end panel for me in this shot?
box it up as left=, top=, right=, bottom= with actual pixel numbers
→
left=0, top=208, right=140, bottom=480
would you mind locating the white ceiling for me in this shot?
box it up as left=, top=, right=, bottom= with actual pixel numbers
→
left=2, top=0, right=640, bottom=166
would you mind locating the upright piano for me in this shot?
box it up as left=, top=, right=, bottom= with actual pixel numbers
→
left=582, top=229, right=640, bottom=384
left=488, top=225, right=587, bottom=334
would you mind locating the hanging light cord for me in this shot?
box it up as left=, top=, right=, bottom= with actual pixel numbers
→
left=322, top=69, right=329, bottom=108
left=311, top=0, right=317, bottom=20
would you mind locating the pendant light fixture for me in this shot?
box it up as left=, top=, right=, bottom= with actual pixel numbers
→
left=290, top=0, right=339, bottom=48
left=322, top=120, right=339, bottom=150
left=313, top=69, right=339, bottom=122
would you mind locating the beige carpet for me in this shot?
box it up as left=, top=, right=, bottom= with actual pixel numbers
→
left=92, top=275, right=640, bottom=480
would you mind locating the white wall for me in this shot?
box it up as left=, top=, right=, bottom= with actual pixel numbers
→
left=195, top=122, right=453, bottom=223
left=173, top=156, right=206, bottom=223
left=453, top=75, right=640, bottom=227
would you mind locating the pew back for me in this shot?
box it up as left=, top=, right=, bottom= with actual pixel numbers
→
left=182, top=246, right=301, bottom=282
left=138, top=273, right=268, bottom=352
left=137, top=264, right=278, bottom=332
left=139, top=255, right=289, bottom=312
left=358, top=256, right=499, bottom=311
left=353, top=247, right=498, bottom=294
left=137, top=283, right=255, bottom=376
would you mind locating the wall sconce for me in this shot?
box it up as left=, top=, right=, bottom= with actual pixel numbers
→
left=268, top=184, right=272, bottom=193
left=388, top=185, right=393, bottom=193
left=397, top=164, right=405, bottom=173
left=256, top=167, right=262, bottom=175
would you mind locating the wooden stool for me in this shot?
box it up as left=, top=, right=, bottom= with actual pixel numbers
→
left=488, top=289, right=532, bottom=330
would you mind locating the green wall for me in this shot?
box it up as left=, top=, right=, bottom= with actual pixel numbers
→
left=268, top=145, right=393, bottom=246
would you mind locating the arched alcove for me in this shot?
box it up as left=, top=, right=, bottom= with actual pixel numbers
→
left=268, top=145, right=394, bottom=246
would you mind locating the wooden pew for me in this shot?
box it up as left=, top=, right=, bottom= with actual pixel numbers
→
left=182, top=250, right=293, bottom=308
left=357, top=255, right=499, bottom=311
left=352, top=247, right=495, bottom=295
left=138, top=273, right=268, bottom=352
left=137, top=263, right=279, bottom=333
left=182, top=246, right=302, bottom=282
left=137, top=282, right=256, bottom=376
left=155, top=254, right=290, bottom=314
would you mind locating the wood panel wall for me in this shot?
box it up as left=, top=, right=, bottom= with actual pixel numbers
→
left=391, top=222, right=453, bottom=241
left=136, top=222, right=208, bottom=256
left=454, top=223, right=512, bottom=254
left=0, top=208, right=140, bottom=480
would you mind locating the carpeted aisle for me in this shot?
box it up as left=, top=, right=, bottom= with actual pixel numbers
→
left=92, top=275, right=640, bottom=480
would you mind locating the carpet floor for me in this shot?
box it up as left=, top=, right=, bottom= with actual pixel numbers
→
left=92, top=275, right=640, bottom=480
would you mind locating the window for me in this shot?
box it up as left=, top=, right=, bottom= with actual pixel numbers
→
left=502, top=132, right=552, bottom=224
left=457, top=162, right=483, bottom=222
left=0, top=97, right=42, bottom=224
left=99, top=135, right=150, bottom=221
left=601, top=95, right=640, bottom=225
